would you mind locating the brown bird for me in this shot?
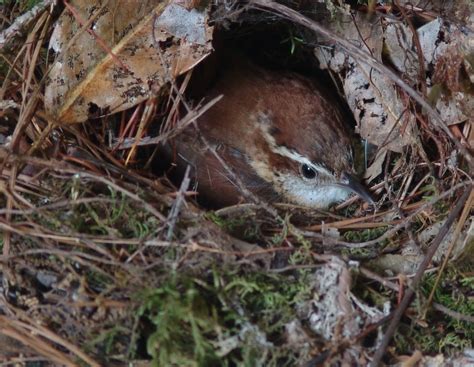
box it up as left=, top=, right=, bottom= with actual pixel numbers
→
left=166, top=62, right=373, bottom=208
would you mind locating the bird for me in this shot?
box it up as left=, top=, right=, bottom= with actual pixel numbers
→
left=164, top=60, right=373, bottom=208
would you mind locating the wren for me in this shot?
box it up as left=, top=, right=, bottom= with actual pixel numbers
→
left=166, top=62, right=373, bottom=208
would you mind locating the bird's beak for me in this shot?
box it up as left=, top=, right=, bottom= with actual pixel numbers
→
left=339, top=172, right=374, bottom=205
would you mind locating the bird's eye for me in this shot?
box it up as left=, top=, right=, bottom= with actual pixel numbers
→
left=301, top=164, right=316, bottom=179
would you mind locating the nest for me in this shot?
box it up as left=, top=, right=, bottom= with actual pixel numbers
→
left=0, top=0, right=473, bottom=365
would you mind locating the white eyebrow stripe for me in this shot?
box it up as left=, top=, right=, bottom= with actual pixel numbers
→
left=260, top=124, right=333, bottom=177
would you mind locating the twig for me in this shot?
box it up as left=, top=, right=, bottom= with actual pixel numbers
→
left=63, top=0, right=129, bottom=72
left=0, top=0, right=54, bottom=51
left=301, top=181, right=471, bottom=248
left=394, top=0, right=428, bottom=96
left=359, top=267, right=399, bottom=292
left=1, top=247, right=131, bottom=274
left=360, top=267, right=474, bottom=323
left=113, top=95, right=223, bottom=149
left=78, top=172, right=167, bottom=221
left=166, top=165, right=191, bottom=240
left=432, top=303, right=474, bottom=324
left=304, top=313, right=394, bottom=366
left=423, top=188, right=474, bottom=317
left=369, top=186, right=471, bottom=366
left=0, top=197, right=115, bottom=216
left=0, top=312, right=100, bottom=367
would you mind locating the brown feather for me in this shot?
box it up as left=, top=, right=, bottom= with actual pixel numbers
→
left=165, top=60, right=356, bottom=207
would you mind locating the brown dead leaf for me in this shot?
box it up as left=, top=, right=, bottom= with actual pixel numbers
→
left=45, top=0, right=213, bottom=124
left=314, top=9, right=415, bottom=152
left=315, top=11, right=473, bottom=153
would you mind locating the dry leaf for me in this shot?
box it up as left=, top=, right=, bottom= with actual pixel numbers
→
left=386, top=18, right=473, bottom=126
left=314, top=10, right=415, bottom=152
left=45, top=0, right=213, bottom=123
left=364, top=148, right=387, bottom=182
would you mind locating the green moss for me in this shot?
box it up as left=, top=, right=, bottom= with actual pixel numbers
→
left=138, top=276, right=221, bottom=366
left=88, top=324, right=131, bottom=356
left=136, top=268, right=313, bottom=366
left=28, top=178, right=159, bottom=240
left=343, top=226, right=388, bottom=243
left=341, top=226, right=389, bottom=258
left=205, top=211, right=261, bottom=242
left=393, top=266, right=474, bottom=355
